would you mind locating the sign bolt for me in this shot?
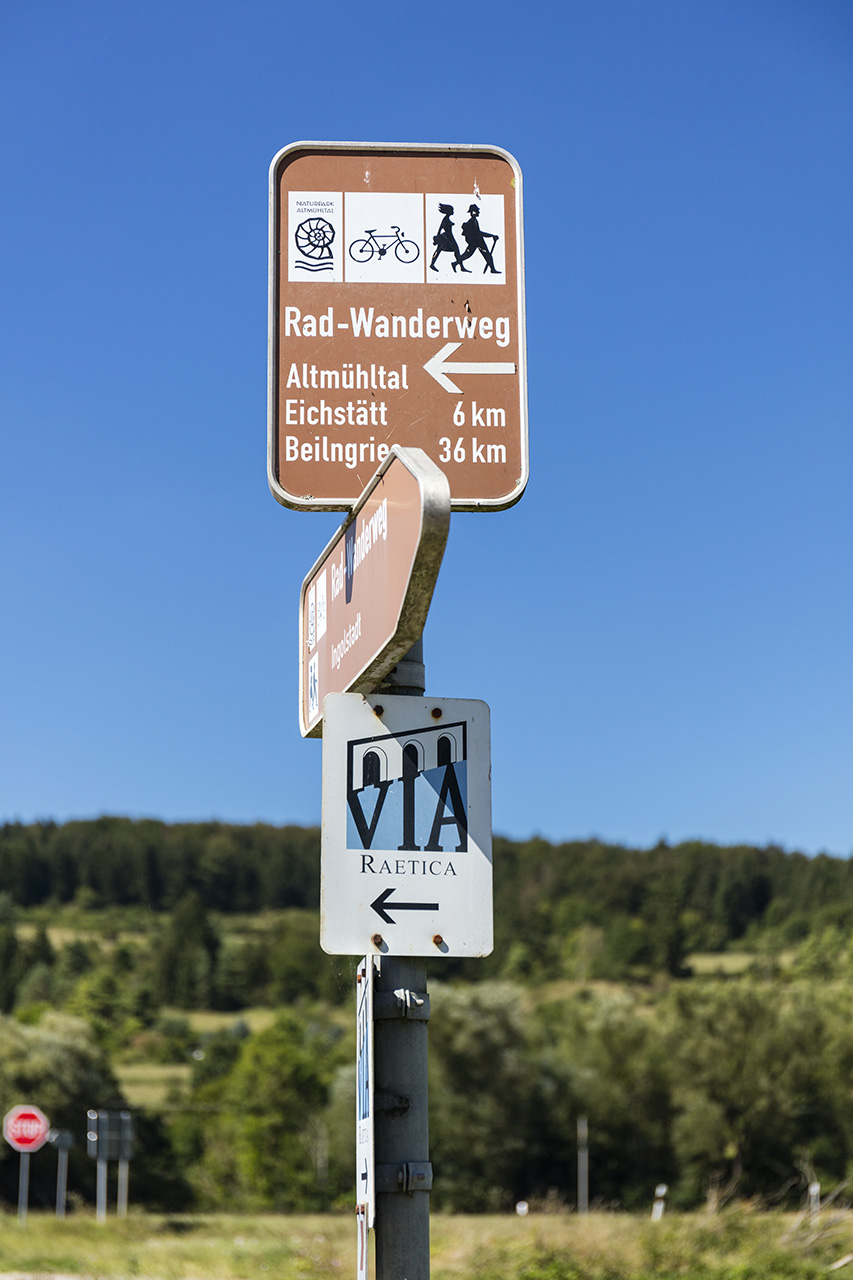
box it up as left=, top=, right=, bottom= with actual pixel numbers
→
left=431, top=707, right=442, bottom=719
left=433, top=935, right=444, bottom=947
left=372, top=934, right=384, bottom=948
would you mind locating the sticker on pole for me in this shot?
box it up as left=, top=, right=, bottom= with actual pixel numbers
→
left=4, top=1105, right=50, bottom=1153
left=321, top=694, right=493, bottom=956
left=356, top=956, right=375, bottom=1227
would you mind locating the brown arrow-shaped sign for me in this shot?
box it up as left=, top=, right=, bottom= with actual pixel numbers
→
left=299, top=445, right=450, bottom=737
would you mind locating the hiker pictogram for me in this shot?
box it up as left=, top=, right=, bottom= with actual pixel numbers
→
left=424, top=192, right=505, bottom=283
left=458, top=204, right=500, bottom=274
left=429, top=203, right=468, bottom=273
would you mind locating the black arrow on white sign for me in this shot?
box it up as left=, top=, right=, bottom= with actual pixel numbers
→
left=370, top=887, right=439, bottom=924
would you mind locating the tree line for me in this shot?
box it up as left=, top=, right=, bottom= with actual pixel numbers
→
left=0, top=819, right=319, bottom=914
left=2, top=818, right=853, bottom=976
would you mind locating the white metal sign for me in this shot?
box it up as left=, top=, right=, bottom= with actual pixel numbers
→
left=321, top=693, right=493, bottom=957
left=356, top=956, right=375, bottom=1227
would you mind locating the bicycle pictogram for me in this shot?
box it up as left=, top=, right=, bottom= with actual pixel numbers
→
left=348, top=226, right=420, bottom=265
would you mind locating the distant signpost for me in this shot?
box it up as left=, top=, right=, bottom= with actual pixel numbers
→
left=4, top=1104, right=49, bottom=1224
left=3, top=1105, right=49, bottom=1152
left=87, top=1108, right=135, bottom=1221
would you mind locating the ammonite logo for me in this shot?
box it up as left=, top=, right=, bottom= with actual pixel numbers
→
left=294, top=217, right=335, bottom=272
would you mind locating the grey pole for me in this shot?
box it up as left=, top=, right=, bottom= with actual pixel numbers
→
left=577, top=1116, right=589, bottom=1214
left=17, top=1151, right=30, bottom=1225
left=56, top=1147, right=68, bottom=1219
left=117, top=1159, right=129, bottom=1217
left=96, top=1158, right=107, bottom=1223
left=376, top=636, right=425, bottom=699
left=373, top=639, right=431, bottom=1280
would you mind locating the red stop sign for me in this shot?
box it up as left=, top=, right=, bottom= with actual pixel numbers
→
left=3, top=1105, right=49, bottom=1152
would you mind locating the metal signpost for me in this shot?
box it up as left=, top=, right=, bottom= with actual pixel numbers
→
left=299, top=446, right=450, bottom=737
left=3, top=1104, right=50, bottom=1224
left=268, top=141, right=527, bottom=512
left=269, top=138, right=526, bottom=1280
left=577, top=1116, right=589, bottom=1214
left=87, top=1109, right=134, bottom=1221
left=47, top=1128, right=74, bottom=1218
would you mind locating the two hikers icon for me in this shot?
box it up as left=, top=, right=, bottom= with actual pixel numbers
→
left=429, top=203, right=500, bottom=274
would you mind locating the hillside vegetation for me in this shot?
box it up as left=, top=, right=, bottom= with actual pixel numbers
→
left=1, top=818, right=853, bottom=1218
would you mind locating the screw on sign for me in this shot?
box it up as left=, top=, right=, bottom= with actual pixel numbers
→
left=4, top=1105, right=50, bottom=1152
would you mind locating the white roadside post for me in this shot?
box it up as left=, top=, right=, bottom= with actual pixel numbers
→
left=651, top=1183, right=668, bottom=1221
left=87, top=1109, right=108, bottom=1222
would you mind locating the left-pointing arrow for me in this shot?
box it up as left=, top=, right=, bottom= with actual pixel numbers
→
left=371, top=887, right=439, bottom=924
left=423, top=341, right=517, bottom=393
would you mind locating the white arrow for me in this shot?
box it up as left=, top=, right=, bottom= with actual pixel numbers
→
left=423, top=342, right=517, bottom=393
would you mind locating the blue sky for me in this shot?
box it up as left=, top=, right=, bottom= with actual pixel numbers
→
left=2, top=0, right=851, bottom=855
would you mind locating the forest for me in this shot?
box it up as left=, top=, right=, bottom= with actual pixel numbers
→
left=1, top=817, right=853, bottom=1216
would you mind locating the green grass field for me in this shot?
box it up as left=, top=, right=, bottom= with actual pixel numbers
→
left=0, top=1209, right=849, bottom=1279
left=114, top=1063, right=193, bottom=1108
left=171, top=1009, right=279, bottom=1035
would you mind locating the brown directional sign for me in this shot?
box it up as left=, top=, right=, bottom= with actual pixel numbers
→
left=268, top=141, right=527, bottom=512
left=299, top=446, right=450, bottom=737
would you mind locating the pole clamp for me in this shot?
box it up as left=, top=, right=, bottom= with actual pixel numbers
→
left=375, top=1161, right=433, bottom=1194
left=374, top=989, right=431, bottom=1020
